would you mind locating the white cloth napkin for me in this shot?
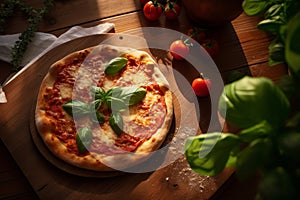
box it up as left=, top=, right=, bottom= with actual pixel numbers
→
left=0, top=22, right=115, bottom=103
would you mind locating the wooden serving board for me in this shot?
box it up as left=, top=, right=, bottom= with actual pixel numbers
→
left=0, top=33, right=234, bottom=199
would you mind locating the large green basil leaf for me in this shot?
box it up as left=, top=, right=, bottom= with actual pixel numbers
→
left=76, top=127, right=93, bottom=154
left=236, top=138, right=272, bottom=179
left=104, top=57, right=128, bottom=75
left=121, top=87, right=147, bottom=106
left=62, top=99, right=90, bottom=117
left=218, top=76, right=290, bottom=129
left=107, top=97, right=127, bottom=111
left=257, top=17, right=284, bottom=35
left=238, top=120, right=272, bottom=143
left=90, top=111, right=105, bottom=124
left=185, top=133, right=240, bottom=176
left=106, top=86, right=147, bottom=109
left=119, top=85, right=140, bottom=96
left=285, top=12, right=300, bottom=76
left=242, top=0, right=269, bottom=16
left=109, top=112, right=124, bottom=136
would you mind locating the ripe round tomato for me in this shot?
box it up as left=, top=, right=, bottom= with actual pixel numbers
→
left=164, top=1, right=181, bottom=20
left=169, top=39, right=189, bottom=60
left=143, top=1, right=163, bottom=21
left=201, top=38, right=219, bottom=57
left=191, top=78, right=211, bottom=97
left=187, top=28, right=206, bottom=42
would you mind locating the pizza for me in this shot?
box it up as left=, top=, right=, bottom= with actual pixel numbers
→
left=35, top=44, right=173, bottom=171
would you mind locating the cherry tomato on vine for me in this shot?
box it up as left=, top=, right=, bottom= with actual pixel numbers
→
left=187, top=28, right=206, bottom=42
left=143, top=1, right=163, bottom=21
left=169, top=39, right=190, bottom=60
left=164, top=1, right=181, bottom=20
left=201, top=38, right=219, bottom=57
left=192, top=77, right=211, bottom=97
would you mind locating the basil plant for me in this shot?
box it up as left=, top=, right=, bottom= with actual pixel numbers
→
left=184, top=76, right=300, bottom=199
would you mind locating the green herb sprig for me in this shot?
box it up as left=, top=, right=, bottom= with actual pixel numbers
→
left=242, top=0, right=300, bottom=66
left=185, top=76, right=300, bottom=199
left=62, top=85, right=146, bottom=153
left=62, top=86, right=146, bottom=138
left=184, top=12, right=300, bottom=198
left=0, top=0, right=54, bottom=71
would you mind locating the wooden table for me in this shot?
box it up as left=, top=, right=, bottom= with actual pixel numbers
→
left=0, top=0, right=287, bottom=199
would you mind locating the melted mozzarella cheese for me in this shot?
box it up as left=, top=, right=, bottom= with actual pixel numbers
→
left=57, top=83, right=73, bottom=99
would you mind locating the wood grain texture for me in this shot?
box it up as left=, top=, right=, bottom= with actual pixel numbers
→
left=0, top=1, right=288, bottom=199
left=232, top=13, right=273, bottom=66
left=2, top=0, right=143, bottom=34
left=0, top=34, right=233, bottom=200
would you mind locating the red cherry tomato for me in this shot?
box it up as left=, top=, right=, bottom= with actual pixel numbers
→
left=187, top=28, right=206, bottom=42
left=164, top=1, right=181, bottom=20
left=201, top=38, right=219, bottom=57
left=169, top=40, right=189, bottom=60
left=192, top=78, right=211, bottom=97
left=143, top=1, right=163, bottom=21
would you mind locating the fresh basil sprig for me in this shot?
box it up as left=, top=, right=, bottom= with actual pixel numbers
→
left=76, top=126, right=93, bottom=154
left=104, top=57, right=128, bottom=75
left=186, top=77, right=289, bottom=175
left=93, top=86, right=147, bottom=111
left=90, top=86, right=106, bottom=100
left=185, top=76, right=300, bottom=199
left=62, top=85, right=146, bottom=136
left=242, top=0, right=300, bottom=66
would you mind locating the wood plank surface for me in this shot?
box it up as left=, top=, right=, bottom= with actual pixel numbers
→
left=2, top=0, right=143, bottom=34
left=0, top=0, right=288, bottom=199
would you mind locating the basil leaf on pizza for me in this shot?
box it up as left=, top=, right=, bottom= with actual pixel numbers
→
left=35, top=45, right=173, bottom=171
left=90, top=99, right=103, bottom=112
left=62, top=100, right=90, bottom=116
left=105, top=87, right=123, bottom=101
left=104, top=57, right=128, bottom=75
left=107, top=96, right=127, bottom=111
left=115, top=85, right=147, bottom=106
left=76, top=127, right=93, bottom=154
left=90, top=111, right=105, bottom=124
left=124, top=87, right=147, bottom=106
left=109, top=112, right=124, bottom=136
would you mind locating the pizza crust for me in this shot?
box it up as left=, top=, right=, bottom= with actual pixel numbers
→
left=35, top=44, right=173, bottom=172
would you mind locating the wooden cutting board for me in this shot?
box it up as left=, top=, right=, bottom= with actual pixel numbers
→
left=0, top=33, right=234, bottom=200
